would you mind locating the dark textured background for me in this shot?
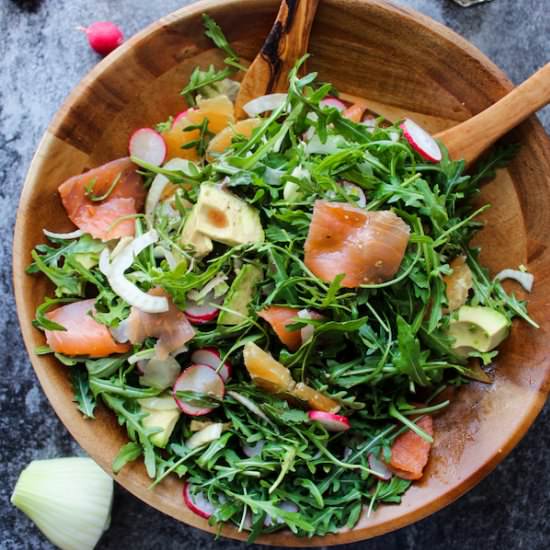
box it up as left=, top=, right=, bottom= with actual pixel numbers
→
left=1, top=1, right=549, bottom=549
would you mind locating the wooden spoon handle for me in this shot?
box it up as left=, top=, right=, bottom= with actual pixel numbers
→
left=235, top=0, right=320, bottom=118
left=436, top=63, right=550, bottom=166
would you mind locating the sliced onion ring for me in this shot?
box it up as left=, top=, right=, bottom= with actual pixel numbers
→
left=495, top=268, right=534, bottom=292
left=43, top=228, right=84, bottom=240
left=99, top=230, right=169, bottom=313
left=243, top=93, right=287, bottom=117
left=145, top=158, right=194, bottom=218
left=227, top=390, right=273, bottom=425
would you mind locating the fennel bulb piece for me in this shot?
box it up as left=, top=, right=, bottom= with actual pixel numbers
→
left=11, top=457, right=113, bottom=550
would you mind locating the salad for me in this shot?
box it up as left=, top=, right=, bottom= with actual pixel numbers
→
left=28, top=15, right=536, bottom=540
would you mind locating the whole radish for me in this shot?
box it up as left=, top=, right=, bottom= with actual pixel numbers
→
left=78, top=22, right=124, bottom=56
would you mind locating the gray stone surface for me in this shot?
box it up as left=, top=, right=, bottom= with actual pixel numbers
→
left=1, top=0, right=548, bottom=549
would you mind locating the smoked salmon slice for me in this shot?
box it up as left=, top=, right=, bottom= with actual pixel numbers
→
left=304, top=201, right=410, bottom=288
left=58, top=157, right=146, bottom=241
left=389, top=415, right=434, bottom=480
left=122, top=288, right=195, bottom=359
left=258, top=306, right=302, bottom=351
left=45, top=299, right=131, bottom=357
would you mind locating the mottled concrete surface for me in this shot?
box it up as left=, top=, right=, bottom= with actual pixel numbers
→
left=1, top=1, right=548, bottom=549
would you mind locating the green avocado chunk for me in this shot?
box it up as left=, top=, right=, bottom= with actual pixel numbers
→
left=138, top=396, right=181, bottom=448
left=448, top=305, right=510, bottom=354
left=218, top=264, right=263, bottom=326
left=194, top=184, right=264, bottom=246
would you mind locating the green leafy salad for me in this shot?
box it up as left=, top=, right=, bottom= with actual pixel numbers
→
left=28, top=14, right=536, bottom=540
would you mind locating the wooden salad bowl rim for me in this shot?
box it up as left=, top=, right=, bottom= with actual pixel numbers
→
left=12, top=0, right=550, bottom=545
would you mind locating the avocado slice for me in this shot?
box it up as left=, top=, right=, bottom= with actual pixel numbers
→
left=180, top=205, right=213, bottom=258
left=138, top=396, right=181, bottom=448
left=448, top=305, right=510, bottom=354
left=194, top=184, right=264, bottom=246
left=218, top=264, right=263, bottom=326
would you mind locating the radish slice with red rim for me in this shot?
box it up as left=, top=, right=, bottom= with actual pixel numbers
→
left=174, top=109, right=195, bottom=125
left=191, top=348, right=232, bottom=381
left=368, top=453, right=392, bottom=480
left=129, top=128, right=167, bottom=166
left=184, top=303, right=219, bottom=325
left=183, top=481, right=216, bottom=519
left=320, top=96, right=347, bottom=112
left=308, top=410, right=351, bottom=432
left=173, top=365, right=225, bottom=416
left=400, top=118, right=442, bottom=163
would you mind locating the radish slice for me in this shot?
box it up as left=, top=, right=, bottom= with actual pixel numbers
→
left=186, top=422, right=224, bottom=449
left=129, top=128, right=167, bottom=166
left=183, top=481, right=216, bottom=519
left=242, top=439, right=265, bottom=458
left=320, top=96, right=347, bottom=112
left=495, top=268, right=534, bottom=292
left=400, top=118, right=442, bottom=163
left=368, top=453, right=392, bottom=480
left=43, top=228, right=84, bottom=240
left=173, top=365, right=225, bottom=416
left=308, top=410, right=351, bottom=432
left=174, top=109, right=195, bottom=125
left=243, top=93, right=287, bottom=117
left=191, top=348, right=232, bottom=381
left=184, top=303, right=219, bottom=325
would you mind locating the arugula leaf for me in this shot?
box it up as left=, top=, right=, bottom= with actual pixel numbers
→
left=70, top=368, right=96, bottom=418
left=393, top=316, right=430, bottom=386
left=202, top=14, right=241, bottom=65
left=113, top=442, right=143, bottom=474
left=181, top=65, right=232, bottom=107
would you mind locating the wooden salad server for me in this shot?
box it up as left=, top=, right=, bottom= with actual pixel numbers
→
left=436, top=62, right=550, bottom=166
left=234, top=0, right=320, bottom=118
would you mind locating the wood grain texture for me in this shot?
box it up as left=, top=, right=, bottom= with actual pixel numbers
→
left=235, top=0, right=320, bottom=116
left=437, top=62, right=550, bottom=165
left=12, top=0, right=550, bottom=546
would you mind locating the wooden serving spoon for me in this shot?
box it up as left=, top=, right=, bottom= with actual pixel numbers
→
left=436, top=62, right=550, bottom=166
left=236, top=1, right=548, bottom=166
left=234, top=0, right=320, bottom=118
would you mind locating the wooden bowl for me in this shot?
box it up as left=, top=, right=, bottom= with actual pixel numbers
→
left=12, top=0, right=550, bottom=545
